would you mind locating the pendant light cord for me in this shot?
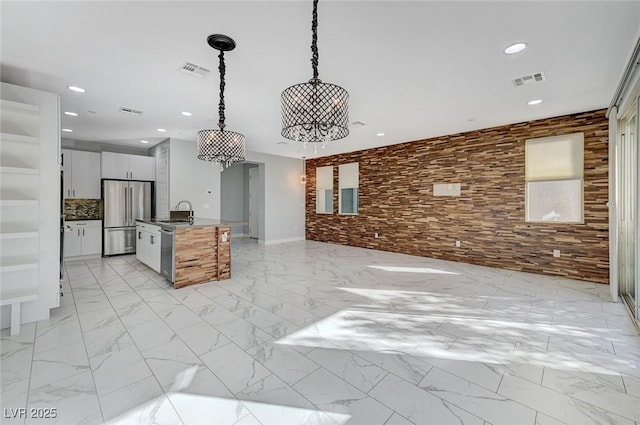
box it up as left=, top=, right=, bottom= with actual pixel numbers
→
left=311, top=0, right=319, bottom=80
left=218, top=49, right=226, bottom=130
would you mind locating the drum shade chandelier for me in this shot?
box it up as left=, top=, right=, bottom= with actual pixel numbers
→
left=281, top=0, right=349, bottom=150
left=197, top=34, right=245, bottom=170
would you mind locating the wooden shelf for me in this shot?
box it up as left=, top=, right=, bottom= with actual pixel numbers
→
left=0, top=257, right=38, bottom=272
left=0, top=226, right=39, bottom=239
left=0, top=133, right=39, bottom=144
left=0, top=199, right=39, bottom=207
left=0, top=166, right=39, bottom=175
left=0, top=100, right=39, bottom=113
left=0, top=288, right=37, bottom=306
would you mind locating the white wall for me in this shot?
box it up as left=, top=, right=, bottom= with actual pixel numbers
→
left=169, top=138, right=220, bottom=219
left=245, top=151, right=305, bottom=244
left=166, top=140, right=304, bottom=244
left=151, top=141, right=170, bottom=219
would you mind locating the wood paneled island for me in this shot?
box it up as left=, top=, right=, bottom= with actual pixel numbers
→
left=137, top=218, right=243, bottom=289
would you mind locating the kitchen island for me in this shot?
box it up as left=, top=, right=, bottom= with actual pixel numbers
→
left=136, top=218, right=243, bottom=289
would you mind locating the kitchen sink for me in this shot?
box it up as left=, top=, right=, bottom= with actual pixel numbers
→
left=156, top=219, right=191, bottom=223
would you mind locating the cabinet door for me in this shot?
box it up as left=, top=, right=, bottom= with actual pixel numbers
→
left=81, top=225, right=102, bottom=256
left=101, top=152, right=130, bottom=179
left=61, top=149, right=73, bottom=199
left=72, top=151, right=101, bottom=198
left=148, top=230, right=161, bottom=272
left=64, top=226, right=82, bottom=257
left=129, top=155, right=155, bottom=181
left=135, top=225, right=146, bottom=263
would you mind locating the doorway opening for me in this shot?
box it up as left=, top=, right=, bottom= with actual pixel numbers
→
left=220, top=162, right=263, bottom=241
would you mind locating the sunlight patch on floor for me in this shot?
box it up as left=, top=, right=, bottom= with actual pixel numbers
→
left=367, top=265, right=459, bottom=274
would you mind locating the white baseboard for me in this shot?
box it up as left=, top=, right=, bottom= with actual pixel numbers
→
left=259, top=236, right=305, bottom=246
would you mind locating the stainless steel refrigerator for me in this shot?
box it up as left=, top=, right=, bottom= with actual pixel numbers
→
left=103, top=180, right=152, bottom=255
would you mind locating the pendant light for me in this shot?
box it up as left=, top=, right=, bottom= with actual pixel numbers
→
left=281, top=0, right=349, bottom=151
left=197, top=34, right=246, bottom=170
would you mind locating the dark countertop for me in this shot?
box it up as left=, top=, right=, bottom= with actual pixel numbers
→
left=136, top=218, right=246, bottom=230
left=64, top=218, right=102, bottom=221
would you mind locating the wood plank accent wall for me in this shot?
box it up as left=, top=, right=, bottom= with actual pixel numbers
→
left=174, top=226, right=231, bottom=289
left=306, top=109, right=609, bottom=284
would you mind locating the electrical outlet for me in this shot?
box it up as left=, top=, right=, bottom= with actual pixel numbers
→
left=455, top=240, right=461, bottom=247
left=374, top=232, right=380, bottom=238
left=553, top=249, right=560, bottom=258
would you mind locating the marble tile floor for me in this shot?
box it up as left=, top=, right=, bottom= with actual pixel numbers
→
left=1, top=239, right=639, bottom=425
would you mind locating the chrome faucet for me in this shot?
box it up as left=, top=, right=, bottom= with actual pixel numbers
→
left=175, top=200, right=193, bottom=211
left=174, top=200, right=194, bottom=221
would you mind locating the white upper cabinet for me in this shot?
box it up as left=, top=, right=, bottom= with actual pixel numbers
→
left=101, top=152, right=155, bottom=181
left=62, top=149, right=101, bottom=199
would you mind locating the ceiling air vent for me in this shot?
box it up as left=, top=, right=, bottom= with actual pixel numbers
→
left=512, top=72, right=546, bottom=88
left=179, top=61, right=211, bottom=78
left=119, top=107, right=143, bottom=116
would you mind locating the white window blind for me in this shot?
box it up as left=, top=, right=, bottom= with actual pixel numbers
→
left=525, top=133, right=584, bottom=223
left=316, top=166, right=333, bottom=189
left=338, top=163, right=359, bottom=188
left=316, top=166, right=333, bottom=214
left=525, top=134, right=584, bottom=181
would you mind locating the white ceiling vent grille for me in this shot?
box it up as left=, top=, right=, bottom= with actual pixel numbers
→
left=179, top=62, right=211, bottom=78
left=512, top=72, right=546, bottom=87
left=119, top=107, right=143, bottom=116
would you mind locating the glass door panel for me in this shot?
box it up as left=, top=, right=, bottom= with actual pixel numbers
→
left=619, top=104, right=637, bottom=319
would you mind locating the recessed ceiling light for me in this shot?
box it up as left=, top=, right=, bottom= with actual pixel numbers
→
left=181, top=111, right=192, bottom=116
left=64, top=111, right=78, bottom=117
left=377, top=133, right=385, bottom=137
left=504, top=42, right=528, bottom=55
left=140, top=140, right=149, bottom=144
left=528, top=99, right=543, bottom=105
left=62, top=128, right=73, bottom=132
left=67, top=85, right=86, bottom=93
left=157, top=128, right=167, bottom=132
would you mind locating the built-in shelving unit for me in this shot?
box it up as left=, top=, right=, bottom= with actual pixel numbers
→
left=0, top=87, right=45, bottom=334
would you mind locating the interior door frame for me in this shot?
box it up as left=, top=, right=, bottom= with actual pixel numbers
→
left=249, top=166, right=258, bottom=239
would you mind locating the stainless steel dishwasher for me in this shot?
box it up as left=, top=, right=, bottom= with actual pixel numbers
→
left=160, top=228, right=175, bottom=283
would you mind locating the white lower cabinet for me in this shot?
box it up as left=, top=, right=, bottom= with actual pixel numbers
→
left=136, top=222, right=161, bottom=272
left=65, top=220, right=102, bottom=258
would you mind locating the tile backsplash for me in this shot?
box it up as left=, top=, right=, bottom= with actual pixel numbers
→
left=65, top=199, right=102, bottom=220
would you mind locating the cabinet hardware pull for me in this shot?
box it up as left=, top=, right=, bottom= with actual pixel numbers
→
left=83, top=229, right=85, bottom=236
left=150, top=235, right=154, bottom=244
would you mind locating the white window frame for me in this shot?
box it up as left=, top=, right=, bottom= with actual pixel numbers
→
left=338, top=162, right=359, bottom=215
left=316, top=165, right=333, bottom=214
left=525, top=133, right=584, bottom=224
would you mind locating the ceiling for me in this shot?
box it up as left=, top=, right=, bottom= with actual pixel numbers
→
left=2, top=1, right=639, bottom=159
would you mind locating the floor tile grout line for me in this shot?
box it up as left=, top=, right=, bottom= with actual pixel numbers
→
left=21, top=318, right=38, bottom=425
left=15, top=240, right=640, bottom=425
left=502, top=372, right=637, bottom=425
left=71, top=259, right=114, bottom=424
left=101, top=256, right=261, bottom=417
left=95, top=258, right=191, bottom=425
